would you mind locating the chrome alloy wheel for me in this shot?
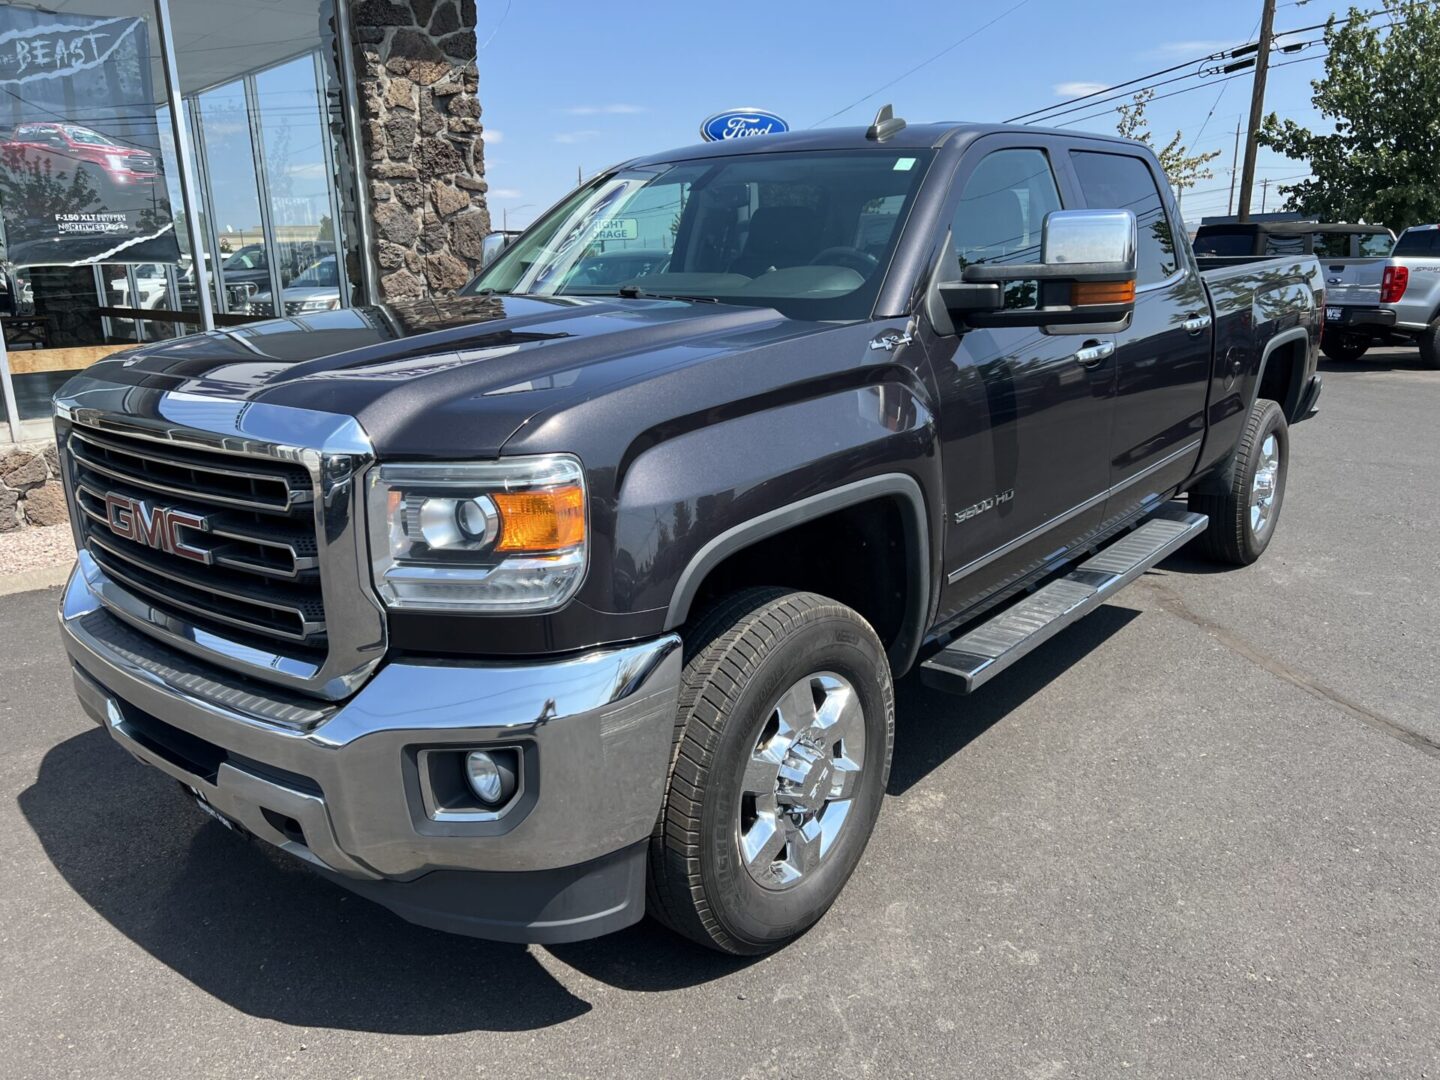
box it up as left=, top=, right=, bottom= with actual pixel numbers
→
left=738, top=672, right=866, bottom=891
left=1250, top=433, right=1281, bottom=537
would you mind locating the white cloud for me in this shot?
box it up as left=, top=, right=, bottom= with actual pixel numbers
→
left=1054, top=81, right=1110, bottom=97
left=552, top=129, right=601, bottom=144
left=562, top=104, right=647, bottom=115
left=488, top=188, right=523, bottom=199
left=1145, top=40, right=1234, bottom=59
left=483, top=128, right=503, bottom=144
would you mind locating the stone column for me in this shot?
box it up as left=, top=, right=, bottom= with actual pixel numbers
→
left=350, top=0, right=490, bottom=302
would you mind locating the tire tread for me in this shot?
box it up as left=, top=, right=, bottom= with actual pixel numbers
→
left=646, top=588, right=892, bottom=953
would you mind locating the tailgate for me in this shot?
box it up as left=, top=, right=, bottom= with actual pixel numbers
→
left=1321, top=259, right=1383, bottom=305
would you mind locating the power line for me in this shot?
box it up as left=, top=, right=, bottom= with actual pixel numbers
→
left=811, top=0, right=1033, bottom=127
left=1013, top=2, right=1431, bottom=128
left=1049, top=54, right=1326, bottom=132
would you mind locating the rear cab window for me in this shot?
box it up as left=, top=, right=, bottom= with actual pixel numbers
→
left=1356, top=231, right=1394, bottom=258
left=1394, top=229, right=1440, bottom=257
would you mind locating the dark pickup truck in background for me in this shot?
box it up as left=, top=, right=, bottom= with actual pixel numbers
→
left=53, top=114, right=1324, bottom=954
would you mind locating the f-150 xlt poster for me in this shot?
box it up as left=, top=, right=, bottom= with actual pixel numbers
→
left=0, top=8, right=179, bottom=267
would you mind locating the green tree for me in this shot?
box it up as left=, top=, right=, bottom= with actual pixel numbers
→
left=1259, top=0, right=1440, bottom=229
left=1116, top=89, right=1222, bottom=192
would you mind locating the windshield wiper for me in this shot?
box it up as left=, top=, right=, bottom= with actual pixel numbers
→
left=615, top=284, right=720, bottom=303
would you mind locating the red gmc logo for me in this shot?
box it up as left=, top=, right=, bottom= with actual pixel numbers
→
left=104, top=493, right=211, bottom=565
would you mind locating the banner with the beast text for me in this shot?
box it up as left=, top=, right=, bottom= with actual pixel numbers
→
left=0, top=8, right=180, bottom=266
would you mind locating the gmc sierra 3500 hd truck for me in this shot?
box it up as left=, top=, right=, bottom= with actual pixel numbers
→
left=54, top=112, right=1324, bottom=954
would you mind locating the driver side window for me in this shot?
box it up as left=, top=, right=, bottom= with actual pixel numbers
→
left=952, top=149, right=1063, bottom=309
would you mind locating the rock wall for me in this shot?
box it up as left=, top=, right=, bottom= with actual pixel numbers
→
left=0, top=441, right=68, bottom=532
left=351, top=0, right=490, bottom=302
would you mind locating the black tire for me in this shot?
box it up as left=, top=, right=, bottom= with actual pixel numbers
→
left=647, top=588, right=894, bottom=954
left=1417, top=320, right=1440, bottom=370
left=1190, top=398, right=1289, bottom=566
left=1321, top=333, right=1369, bottom=363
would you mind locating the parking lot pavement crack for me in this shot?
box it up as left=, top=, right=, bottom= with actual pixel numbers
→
left=1138, top=578, right=1440, bottom=762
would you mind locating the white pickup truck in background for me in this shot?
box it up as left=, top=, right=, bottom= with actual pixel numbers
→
left=1322, top=223, right=1440, bottom=367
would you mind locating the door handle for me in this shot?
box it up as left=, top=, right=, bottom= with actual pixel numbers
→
left=1073, top=340, right=1114, bottom=368
left=1183, top=313, right=1212, bottom=334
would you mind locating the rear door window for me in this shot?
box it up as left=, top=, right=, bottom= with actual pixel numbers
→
left=1069, top=150, right=1178, bottom=285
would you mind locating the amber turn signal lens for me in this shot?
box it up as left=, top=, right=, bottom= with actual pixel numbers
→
left=493, top=486, right=586, bottom=552
left=1071, top=280, right=1135, bottom=306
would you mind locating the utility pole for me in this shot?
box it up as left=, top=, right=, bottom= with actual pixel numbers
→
left=1261, top=178, right=1270, bottom=213
left=1228, top=117, right=1242, bottom=217
left=1237, top=0, right=1277, bottom=222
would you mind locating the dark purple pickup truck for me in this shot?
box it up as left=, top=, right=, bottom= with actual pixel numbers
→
left=53, top=111, right=1323, bottom=954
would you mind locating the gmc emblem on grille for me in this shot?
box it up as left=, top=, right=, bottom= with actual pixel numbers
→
left=104, top=493, right=212, bottom=565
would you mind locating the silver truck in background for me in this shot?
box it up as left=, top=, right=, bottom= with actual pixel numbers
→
left=1322, top=223, right=1440, bottom=367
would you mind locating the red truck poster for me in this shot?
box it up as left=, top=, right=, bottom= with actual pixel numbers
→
left=0, top=8, right=180, bottom=267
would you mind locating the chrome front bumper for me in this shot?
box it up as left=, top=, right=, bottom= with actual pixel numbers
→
left=59, top=556, right=683, bottom=941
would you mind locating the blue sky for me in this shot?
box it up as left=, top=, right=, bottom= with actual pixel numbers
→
left=475, top=0, right=1355, bottom=230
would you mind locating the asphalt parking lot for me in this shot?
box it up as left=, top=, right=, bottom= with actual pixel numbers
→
left=2, top=348, right=1437, bottom=1079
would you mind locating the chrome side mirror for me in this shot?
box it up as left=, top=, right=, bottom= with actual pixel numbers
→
left=480, top=231, right=515, bottom=267
left=1041, top=209, right=1137, bottom=269
left=939, top=209, right=1139, bottom=329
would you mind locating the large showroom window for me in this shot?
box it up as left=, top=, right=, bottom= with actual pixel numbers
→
left=0, top=0, right=365, bottom=442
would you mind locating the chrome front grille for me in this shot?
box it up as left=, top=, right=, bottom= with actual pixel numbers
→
left=55, top=390, right=386, bottom=702
left=69, top=427, right=327, bottom=657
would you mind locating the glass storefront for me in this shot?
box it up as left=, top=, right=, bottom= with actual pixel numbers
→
left=0, top=0, right=362, bottom=441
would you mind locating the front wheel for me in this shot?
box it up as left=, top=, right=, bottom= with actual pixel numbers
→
left=647, top=589, right=894, bottom=954
left=1190, top=398, right=1289, bottom=566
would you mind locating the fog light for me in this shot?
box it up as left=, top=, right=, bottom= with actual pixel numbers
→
left=465, top=749, right=517, bottom=805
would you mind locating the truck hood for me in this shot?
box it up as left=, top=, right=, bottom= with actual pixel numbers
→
left=77, top=294, right=806, bottom=457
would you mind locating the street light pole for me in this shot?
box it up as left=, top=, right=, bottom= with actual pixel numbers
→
left=1237, top=0, right=1277, bottom=222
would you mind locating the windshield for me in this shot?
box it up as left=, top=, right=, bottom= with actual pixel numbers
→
left=64, top=126, right=116, bottom=147
left=464, top=149, right=934, bottom=320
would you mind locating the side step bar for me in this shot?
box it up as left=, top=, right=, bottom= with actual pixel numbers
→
left=920, top=509, right=1208, bottom=695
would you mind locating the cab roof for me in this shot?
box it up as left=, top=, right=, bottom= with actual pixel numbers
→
left=624, top=122, right=1137, bottom=167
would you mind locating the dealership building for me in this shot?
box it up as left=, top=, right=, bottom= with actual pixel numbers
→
left=0, top=0, right=491, bottom=446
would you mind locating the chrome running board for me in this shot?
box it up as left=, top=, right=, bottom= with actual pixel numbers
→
left=920, top=509, right=1208, bottom=695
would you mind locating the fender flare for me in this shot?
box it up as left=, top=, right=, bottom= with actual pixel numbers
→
left=1252, top=325, right=1311, bottom=418
left=663, top=473, right=931, bottom=674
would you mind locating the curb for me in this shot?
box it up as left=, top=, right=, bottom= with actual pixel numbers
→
left=0, top=562, right=72, bottom=598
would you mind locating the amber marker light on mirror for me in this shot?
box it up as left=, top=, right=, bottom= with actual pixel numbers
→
left=1071, top=280, right=1136, bottom=306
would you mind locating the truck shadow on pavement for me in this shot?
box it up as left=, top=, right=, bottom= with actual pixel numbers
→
left=1318, top=350, right=1426, bottom=373
left=885, top=604, right=1140, bottom=796
left=18, top=606, right=1140, bottom=1030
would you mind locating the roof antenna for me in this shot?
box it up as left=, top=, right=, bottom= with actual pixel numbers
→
left=866, top=104, right=907, bottom=141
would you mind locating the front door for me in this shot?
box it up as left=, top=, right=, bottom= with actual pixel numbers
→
left=924, top=142, right=1116, bottom=628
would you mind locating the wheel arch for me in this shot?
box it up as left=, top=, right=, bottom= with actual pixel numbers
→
left=663, top=474, right=931, bottom=676
left=1253, top=325, right=1310, bottom=421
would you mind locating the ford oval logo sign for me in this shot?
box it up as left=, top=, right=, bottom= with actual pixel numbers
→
left=700, top=108, right=789, bottom=142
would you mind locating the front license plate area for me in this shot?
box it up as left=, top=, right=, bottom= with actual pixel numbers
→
left=1326, top=306, right=1342, bottom=321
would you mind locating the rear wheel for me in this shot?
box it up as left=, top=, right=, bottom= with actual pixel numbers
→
left=1417, top=320, right=1440, bottom=370
left=647, top=589, right=894, bottom=954
left=1190, top=398, right=1288, bottom=566
left=1321, top=332, right=1369, bottom=363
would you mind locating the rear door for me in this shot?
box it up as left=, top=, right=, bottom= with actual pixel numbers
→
left=1065, top=148, right=1210, bottom=517
left=924, top=138, right=1116, bottom=624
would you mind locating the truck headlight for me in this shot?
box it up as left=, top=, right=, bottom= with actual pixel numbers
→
left=366, top=455, right=587, bottom=612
